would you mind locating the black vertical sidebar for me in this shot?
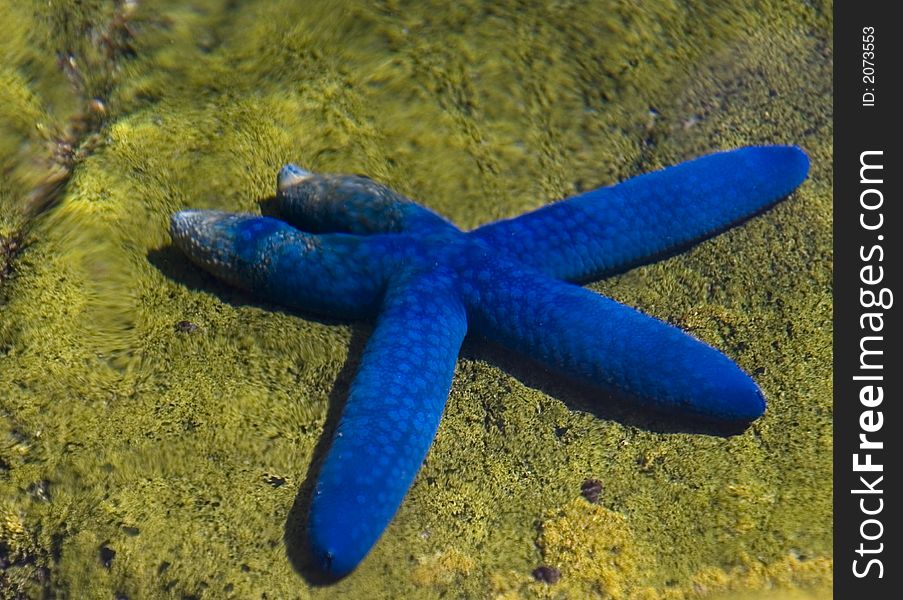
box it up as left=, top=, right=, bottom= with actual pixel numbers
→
left=835, top=2, right=900, bottom=598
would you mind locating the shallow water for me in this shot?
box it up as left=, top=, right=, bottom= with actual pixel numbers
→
left=1, top=1, right=832, bottom=598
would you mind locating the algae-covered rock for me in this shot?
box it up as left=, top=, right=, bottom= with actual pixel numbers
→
left=1, top=1, right=831, bottom=598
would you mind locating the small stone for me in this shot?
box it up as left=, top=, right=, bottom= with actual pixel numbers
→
left=532, top=565, right=560, bottom=584
left=265, top=475, right=286, bottom=488
left=174, top=320, right=199, bottom=333
left=580, top=478, right=603, bottom=504
left=99, top=545, right=116, bottom=568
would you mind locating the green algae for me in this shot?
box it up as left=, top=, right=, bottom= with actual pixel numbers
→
left=1, top=0, right=832, bottom=598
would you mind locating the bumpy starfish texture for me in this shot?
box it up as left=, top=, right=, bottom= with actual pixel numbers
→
left=169, top=146, right=809, bottom=577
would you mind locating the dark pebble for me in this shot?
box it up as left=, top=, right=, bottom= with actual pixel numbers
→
left=265, top=475, right=286, bottom=488
left=532, top=565, right=561, bottom=584
left=580, top=478, right=603, bottom=504
left=99, top=545, right=116, bottom=568
left=174, top=320, right=199, bottom=334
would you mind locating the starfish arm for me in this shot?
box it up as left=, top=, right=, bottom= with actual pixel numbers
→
left=170, top=210, right=392, bottom=319
left=471, top=145, right=809, bottom=282
left=309, top=270, right=467, bottom=576
left=462, top=260, right=764, bottom=421
left=273, top=165, right=456, bottom=234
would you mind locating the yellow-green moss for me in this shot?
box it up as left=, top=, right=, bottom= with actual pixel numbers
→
left=1, top=1, right=831, bottom=598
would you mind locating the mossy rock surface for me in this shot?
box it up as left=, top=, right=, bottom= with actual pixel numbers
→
left=1, top=1, right=831, bottom=598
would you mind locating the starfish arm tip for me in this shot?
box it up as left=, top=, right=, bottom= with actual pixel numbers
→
left=695, top=363, right=767, bottom=422
left=748, top=144, right=810, bottom=197
left=277, top=163, right=312, bottom=191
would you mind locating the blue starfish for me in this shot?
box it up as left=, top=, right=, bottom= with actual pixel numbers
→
left=169, top=145, right=809, bottom=577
